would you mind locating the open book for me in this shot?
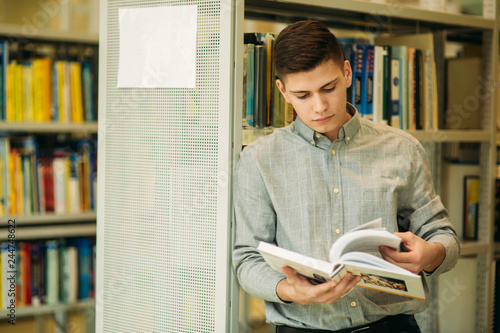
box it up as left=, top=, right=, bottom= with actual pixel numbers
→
left=257, top=218, right=426, bottom=300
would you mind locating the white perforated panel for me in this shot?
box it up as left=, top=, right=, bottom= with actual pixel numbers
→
left=96, top=1, right=235, bottom=332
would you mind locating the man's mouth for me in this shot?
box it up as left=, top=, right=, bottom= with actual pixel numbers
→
left=314, top=115, right=333, bottom=123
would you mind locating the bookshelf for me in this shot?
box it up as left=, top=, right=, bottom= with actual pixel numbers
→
left=239, top=0, right=498, bottom=332
left=0, top=4, right=98, bottom=332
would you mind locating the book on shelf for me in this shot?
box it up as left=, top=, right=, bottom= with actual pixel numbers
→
left=362, top=44, right=375, bottom=121
left=257, top=218, right=426, bottom=300
left=0, top=40, right=97, bottom=123
left=375, top=33, right=437, bottom=131
left=0, top=136, right=97, bottom=217
left=463, top=175, right=479, bottom=240
left=444, top=57, right=482, bottom=130
left=244, top=32, right=291, bottom=130
left=0, top=237, right=96, bottom=310
left=353, top=43, right=366, bottom=115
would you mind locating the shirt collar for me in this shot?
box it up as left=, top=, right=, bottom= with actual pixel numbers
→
left=293, top=103, right=361, bottom=146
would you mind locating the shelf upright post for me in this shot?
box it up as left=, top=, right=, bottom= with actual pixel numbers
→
left=477, top=0, right=499, bottom=328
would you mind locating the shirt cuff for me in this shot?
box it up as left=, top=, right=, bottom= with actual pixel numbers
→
left=423, top=234, right=460, bottom=277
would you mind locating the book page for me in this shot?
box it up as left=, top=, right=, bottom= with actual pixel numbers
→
left=257, top=242, right=336, bottom=284
left=329, top=229, right=401, bottom=263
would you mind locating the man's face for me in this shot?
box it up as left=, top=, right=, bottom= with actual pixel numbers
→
left=276, top=59, right=353, bottom=142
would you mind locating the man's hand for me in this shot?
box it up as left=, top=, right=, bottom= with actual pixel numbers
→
left=379, top=232, right=445, bottom=274
left=276, top=267, right=362, bottom=305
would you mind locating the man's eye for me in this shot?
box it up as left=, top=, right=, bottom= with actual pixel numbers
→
left=297, top=94, right=309, bottom=99
left=324, top=87, right=335, bottom=92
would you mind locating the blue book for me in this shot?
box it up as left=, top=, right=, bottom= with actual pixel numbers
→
left=353, top=44, right=366, bottom=115
left=362, top=44, right=374, bottom=120
left=76, top=238, right=92, bottom=299
left=339, top=41, right=356, bottom=106
left=246, top=43, right=255, bottom=127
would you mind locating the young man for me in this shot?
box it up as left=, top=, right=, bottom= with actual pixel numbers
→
left=232, top=20, right=459, bottom=333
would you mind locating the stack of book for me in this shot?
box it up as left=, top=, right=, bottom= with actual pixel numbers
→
left=0, top=40, right=96, bottom=123
left=0, top=136, right=97, bottom=217
left=0, top=237, right=95, bottom=309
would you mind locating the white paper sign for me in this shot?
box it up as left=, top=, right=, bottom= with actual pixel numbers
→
left=117, top=5, right=198, bottom=88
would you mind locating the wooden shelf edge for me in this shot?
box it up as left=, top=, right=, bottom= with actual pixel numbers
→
left=0, top=223, right=96, bottom=241
left=0, top=122, right=98, bottom=133
left=0, top=23, right=98, bottom=43
left=460, top=241, right=490, bottom=256
left=4, top=212, right=97, bottom=225
left=255, top=0, right=495, bottom=29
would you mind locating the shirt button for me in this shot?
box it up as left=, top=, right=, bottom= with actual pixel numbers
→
left=315, top=133, right=321, bottom=138
left=346, top=136, right=350, bottom=141
left=335, top=229, right=340, bottom=234
left=334, top=188, right=339, bottom=194
left=351, top=301, right=357, bottom=307
left=310, top=140, right=315, bottom=145
left=331, top=149, right=336, bottom=155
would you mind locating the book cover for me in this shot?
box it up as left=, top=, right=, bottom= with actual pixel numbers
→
left=46, top=240, right=59, bottom=305
left=246, top=43, right=255, bottom=127
left=373, top=45, right=387, bottom=123
left=257, top=218, right=426, bottom=300
left=382, top=45, right=392, bottom=125
left=70, top=62, right=84, bottom=123
left=444, top=57, right=482, bottom=130
left=254, top=45, right=267, bottom=128
left=30, top=242, right=42, bottom=306
left=82, top=61, right=95, bottom=122
left=390, top=58, right=401, bottom=128
left=75, top=238, right=92, bottom=300
left=53, top=149, right=67, bottom=214
left=353, top=44, right=366, bottom=115
left=0, top=41, right=6, bottom=121
left=391, top=46, right=408, bottom=130
left=339, top=40, right=356, bottom=106
left=362, top=44, right=374, bottom=120
left=407, top=48, right=416, bottom=130
left=463, top=176, right=479, bottom=240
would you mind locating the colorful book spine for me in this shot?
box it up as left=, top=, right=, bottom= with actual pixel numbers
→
left=390, top=57, right=401, bottom=128
left=246, top=44, right=255, bottom=127
left=353, top=44, right=366, bottom=115
left=362, top=44, right=374, bottom=120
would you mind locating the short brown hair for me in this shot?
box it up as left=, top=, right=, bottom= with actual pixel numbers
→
left=273, top=20, right=344, bottom=82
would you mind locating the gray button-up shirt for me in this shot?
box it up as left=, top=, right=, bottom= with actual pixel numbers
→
left=232, top=104, right=459, bottom=330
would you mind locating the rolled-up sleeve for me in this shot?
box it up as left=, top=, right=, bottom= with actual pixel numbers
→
left=399, top=141, right=460, bottom=277
left=232, top=148, right=288, bottom=303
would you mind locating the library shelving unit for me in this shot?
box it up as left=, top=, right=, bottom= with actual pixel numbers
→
left=237, top=0, right=498, bottom=332
left=0, top=22, right=98, bottom=333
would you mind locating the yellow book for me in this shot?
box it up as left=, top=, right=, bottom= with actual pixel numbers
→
left=55, top=61, right=67, bottom=123
left=41, top=58, right=52, bottom=122
left=23, top=63, right=35, bottom=122
left=33, top=59, right=43, bottom=122
left=32, top=58, right=52, bottom=122
left=70, top=62, right=84, bottom=123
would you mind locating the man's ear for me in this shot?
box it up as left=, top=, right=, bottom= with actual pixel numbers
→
left=344, top=60, right=352, bottom=89
left=276, top=79, right=291, bottom=103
